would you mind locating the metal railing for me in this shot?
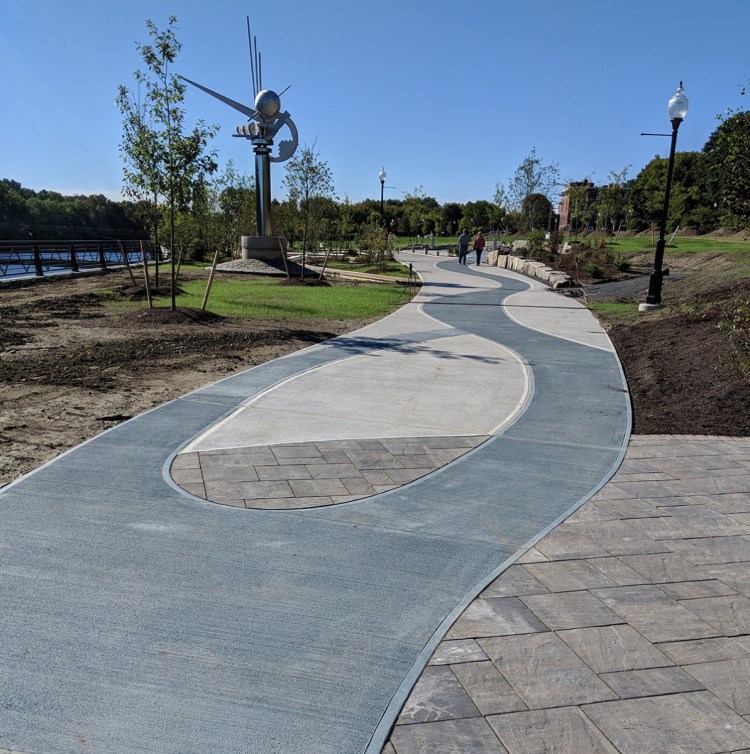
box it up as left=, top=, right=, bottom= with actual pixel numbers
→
left=0, top=239, right=158, bottom=280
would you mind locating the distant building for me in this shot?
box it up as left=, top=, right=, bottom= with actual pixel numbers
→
left=557, top=181, right=598, bottom=231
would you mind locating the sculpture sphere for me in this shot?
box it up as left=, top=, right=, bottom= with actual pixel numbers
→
left=255, top=89, right=281, bottom=119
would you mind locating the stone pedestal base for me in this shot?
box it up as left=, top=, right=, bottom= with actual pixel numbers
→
left=638, top=302, right=665, bottom=312
left=241, top=235, right=288, bottom=262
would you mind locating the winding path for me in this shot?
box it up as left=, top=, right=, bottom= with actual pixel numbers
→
left=0, top=254, right=629, bottom=753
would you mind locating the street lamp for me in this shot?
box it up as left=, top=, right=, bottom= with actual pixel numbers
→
left=379, top=167, right=387, bottom=225
left=640, top=82, right=689, bottom=312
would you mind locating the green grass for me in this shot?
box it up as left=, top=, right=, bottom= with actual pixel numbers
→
left=323, top=260, right=411, bottom=278
left=589, top=236, right=750, bottom=255
left=587, top=301, right=642, bottom=321
left=108, top=277, right=408, bottom=320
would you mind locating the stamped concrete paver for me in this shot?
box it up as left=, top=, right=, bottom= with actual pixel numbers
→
left=486, top=707, right=620, bottom=754
left=172, top=436, right=490, bottom=509
left=386, top=436, right=750, bottom=754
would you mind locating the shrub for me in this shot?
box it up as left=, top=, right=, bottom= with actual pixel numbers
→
left=584, top=262, right=604, bottom=279
left=717, top=297, right=750, bottom=383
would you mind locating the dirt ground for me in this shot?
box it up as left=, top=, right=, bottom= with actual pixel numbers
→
left=1, top=254, right=748, bottom=486
left=585, top=250, right=750, bottom=437
left=0, top=268, right=379, bottom=486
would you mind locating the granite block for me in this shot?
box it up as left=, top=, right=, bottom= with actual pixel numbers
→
left=523, top=560, right=617, bottom=592
left=451, top=661, right=527, bottom=715
left=659, top=505, right=750, bottom=537
left=592, top=585, right=720, bottom=642
left=625, top=516, right=701, bottom=540
left=520, top=591, right=624, bottom=631
left=657, top=637, right=750, bottom=665
left=618, top=552, right=712, bottom=584
left=305, top=462, right=361, bottom=479
left=533, top=525, right=609, bottom=561
left=572, top=520, right=668, bottom=556
left=600, top=666, right=704, bottom=698
left=397, top=666, right=480, bottom=724
left=702, top=561, right=750, bottom=596
left=658, top=580, right=737, bottom=600
left=585, top=557, right=648, bottom=586
left=288, top=478, right=350, bottom=497
left=558, top=624, right=672, bottom=673
left=446, top=597, right=549, bottom=640
left=681, top=595, right=750, bottom=636
left=487, top=706, right=619, bottom=754
left=479, top=633, right=617, bottom=709
left=255, top=464, right=311, bottom=481
left=684, top=658, right=750, bottom=715
left=582, top=692, right=750, bottom=754
left=668, top=536, right=750, bottom=565
left=390, top=717, right=508, bottom=754
left=430, top=639, right=488, bottom=666
left=481, top=566, right=549, bottom=598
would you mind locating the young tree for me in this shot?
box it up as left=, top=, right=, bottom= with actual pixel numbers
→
left=117, top=16, right=218, bottom=308
left=503, top=148, right=561, bottom=229
left=597, top=166, right=631, bottom=234
left=283, top=143, right=335, bottom=277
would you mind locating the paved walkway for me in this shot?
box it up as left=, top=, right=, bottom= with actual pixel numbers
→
left=385, top=433, right=750, bottom=753
left=0, top=250, right=694, bottom=753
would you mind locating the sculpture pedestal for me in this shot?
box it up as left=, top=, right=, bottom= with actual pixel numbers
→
left=241, top=235, right=288, bottom=262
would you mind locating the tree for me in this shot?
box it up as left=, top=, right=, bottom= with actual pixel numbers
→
left=283, top=142, right=335, bottom=276
left=117, top=16, right=218, bottom=308
left=704, top=110, right=750, bottom=228
left=629, top=152, right=710, bottom=232
left=505, top=148, right=561, bottom=212
left=597, top=166, right=632, bottom=233
left=521, top=193, right=552, bottom=232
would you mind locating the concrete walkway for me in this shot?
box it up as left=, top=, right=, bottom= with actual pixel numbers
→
left=1, top=252, right=630, bottom=753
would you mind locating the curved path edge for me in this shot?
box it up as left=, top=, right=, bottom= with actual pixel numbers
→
left=0, top=258, right=631, bottom=754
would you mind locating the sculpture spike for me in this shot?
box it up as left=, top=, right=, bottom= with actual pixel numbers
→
left=246, top=17, right=257, bottom=99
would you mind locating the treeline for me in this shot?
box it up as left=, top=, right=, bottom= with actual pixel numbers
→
left=0, top=179, right=146, bottom=240
left=567, top=109, right=750, bottom=235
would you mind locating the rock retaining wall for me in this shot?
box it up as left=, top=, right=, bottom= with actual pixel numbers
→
left=486, top=250, right=571, bottom=289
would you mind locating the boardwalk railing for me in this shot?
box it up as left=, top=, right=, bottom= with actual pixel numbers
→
left=0, top=239, right=159, bottom=280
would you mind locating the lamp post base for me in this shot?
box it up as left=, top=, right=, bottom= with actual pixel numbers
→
left=639, top=302, right=666, bottom=313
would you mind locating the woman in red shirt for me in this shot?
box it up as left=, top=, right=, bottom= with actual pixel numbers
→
left=473, top=231, right=486, bottom=265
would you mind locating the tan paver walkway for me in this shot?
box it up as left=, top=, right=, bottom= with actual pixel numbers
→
left=384, top=434, right=750, bottom=754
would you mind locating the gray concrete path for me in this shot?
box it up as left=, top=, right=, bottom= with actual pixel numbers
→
left=0, top=253, right=629, bottom=753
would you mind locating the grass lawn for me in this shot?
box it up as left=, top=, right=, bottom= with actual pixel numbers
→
left=322, top=260, right=412, bottom=278
left=110, top=276, right=410, bottom=320
left=585, top=235, right=750, bottom=255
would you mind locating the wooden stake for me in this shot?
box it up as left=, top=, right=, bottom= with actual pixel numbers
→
left=279, top=238, right=291, bottom=279
left=140, top=240, right=153, bottom=308
left=318, top=244, right=333, bottom=281
left=201, top=249, right=220, bottom=311
left=119, top=241, right=136, bottom=286
left=175, top=247, right=184, bottom=283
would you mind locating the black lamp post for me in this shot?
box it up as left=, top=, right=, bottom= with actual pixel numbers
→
left=379, top=167, right=386, bottom=226
left=640, top=82, right=689, bottom=311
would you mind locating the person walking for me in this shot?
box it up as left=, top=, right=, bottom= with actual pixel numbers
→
left=473, top=231, right=486, bottom=265
left=457, top=228, right=470, bottom=265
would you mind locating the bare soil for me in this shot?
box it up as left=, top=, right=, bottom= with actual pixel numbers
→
left=1, top=252, right=748, bottom=486
left=0, top=268, right=378, bottom=485
left=584, top=250, right=750, bottom=437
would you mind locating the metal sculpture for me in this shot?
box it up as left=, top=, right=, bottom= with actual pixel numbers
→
left=179, top=18, right=298, bottom=239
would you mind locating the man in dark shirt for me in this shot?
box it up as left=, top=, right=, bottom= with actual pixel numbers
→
left=457, top=228, right=470, bottom=265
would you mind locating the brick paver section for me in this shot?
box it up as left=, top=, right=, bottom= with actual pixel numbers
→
left=171, top=435, right=489, bottom=509
left=385, top=435, right=750, bottom=753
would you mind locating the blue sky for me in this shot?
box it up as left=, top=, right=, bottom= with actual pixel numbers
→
left=2, top=0, right=749, bottom=205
